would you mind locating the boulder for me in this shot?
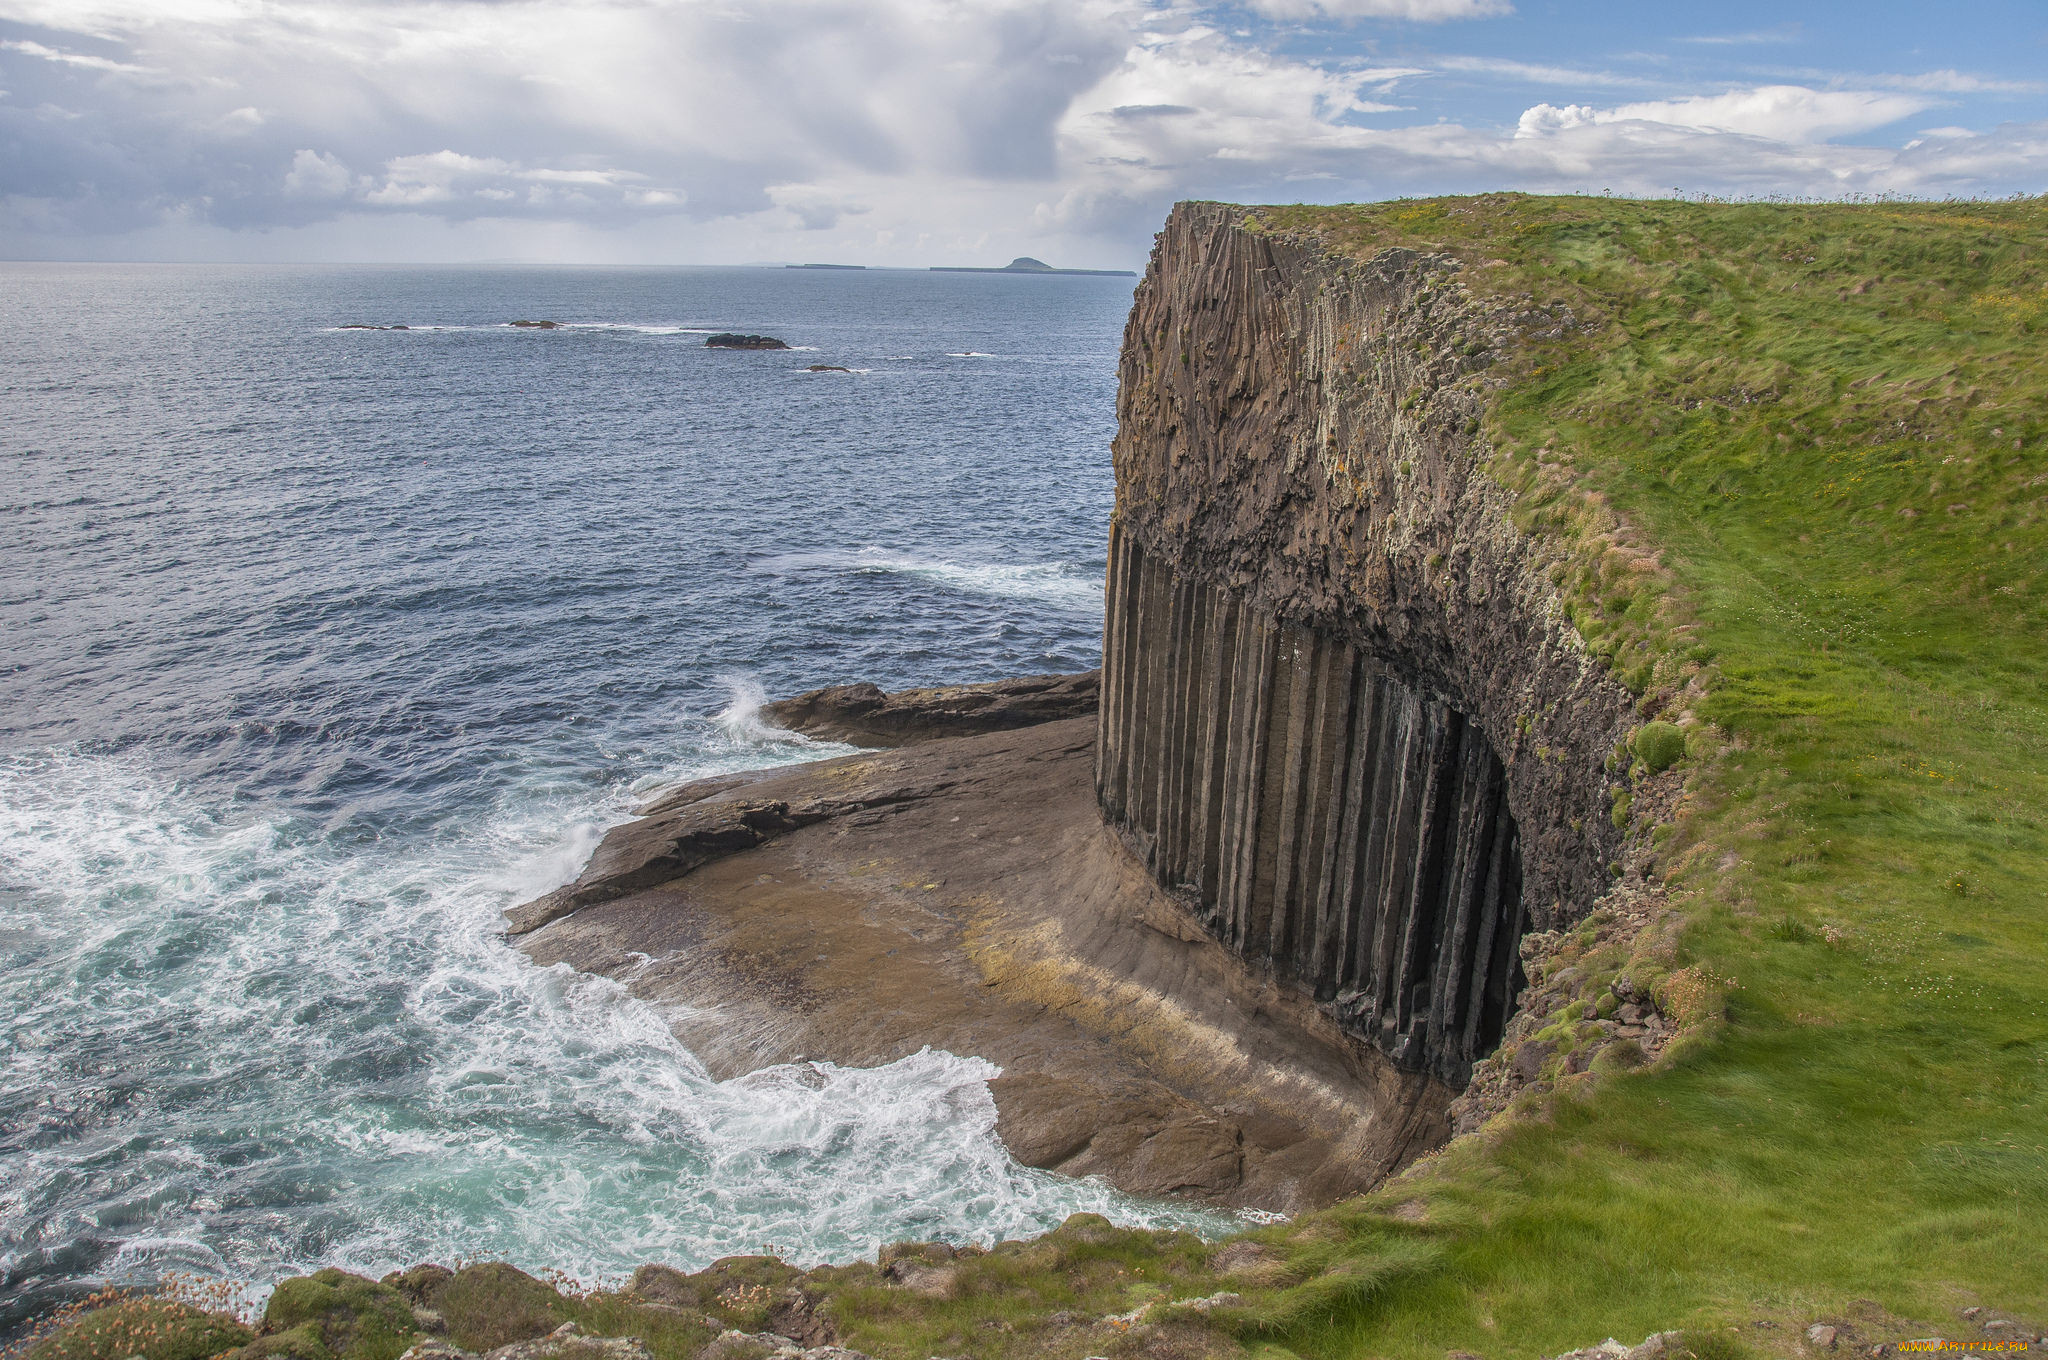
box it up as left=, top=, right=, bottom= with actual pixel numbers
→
left=507, top=320, right=560, bottom=329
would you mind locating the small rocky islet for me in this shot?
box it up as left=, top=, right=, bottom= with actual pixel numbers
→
left=702, top=334, right=788, bottom=350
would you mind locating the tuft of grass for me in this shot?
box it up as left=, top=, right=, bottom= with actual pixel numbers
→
left=26, top=1297, right=252, bottom=1360
left=430, top=1264, right=571, bottom=1353
left=1634, top=721, right=1686, bottom=773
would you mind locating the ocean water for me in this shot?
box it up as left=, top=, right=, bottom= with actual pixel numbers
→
left=0, top=262, right=1221, bottom=1328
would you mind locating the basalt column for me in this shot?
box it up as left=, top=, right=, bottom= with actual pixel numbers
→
left=1099, top=528, right=1524, bottom=1087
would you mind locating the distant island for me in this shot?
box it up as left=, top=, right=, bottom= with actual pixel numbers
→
left=780, top=256, right=1136, bottom=276
left=932, top=256, right=1136, bottom=277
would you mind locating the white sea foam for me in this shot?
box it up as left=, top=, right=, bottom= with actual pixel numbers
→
left=0, top=739, right=1222, bottom=1300
left=711, top=674, right=821, bottom=749
left=757, top=547, right=1103, bottom=613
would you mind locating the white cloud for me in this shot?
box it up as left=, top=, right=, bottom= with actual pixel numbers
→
left=1873, top=69, right=2047, bottom=95
left=1520, top=86, right=1939, bottom=144
left=282, top=147, right=350, bottom=198
left=0, top=0, right=2042, bottom=264
left=1434, top=54, right=1661, bottom=89
left=1243, top=0, right=1509, bottom=20
left=1, top=37, right=147, bottom=72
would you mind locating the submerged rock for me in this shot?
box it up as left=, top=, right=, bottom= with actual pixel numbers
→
left=508, top=320, right=560, bottom=329
left=704, top=334, right=789, bottom=349
left=805, top=365, right=853, bottom=373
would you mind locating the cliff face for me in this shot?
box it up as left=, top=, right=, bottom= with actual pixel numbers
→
left=1099, top=203, right=1638, bottom=1085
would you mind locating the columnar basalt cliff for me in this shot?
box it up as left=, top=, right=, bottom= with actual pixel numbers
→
left=1099, top=203, right=1640, bottom=1086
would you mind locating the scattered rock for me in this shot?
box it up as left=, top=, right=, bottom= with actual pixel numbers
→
left=704, top=334, right=789, bottom=349
left=482, top=1321, right=652, bottom=1360
left=1177, top=1293, right=1243, bottom=1315
left=398, top=1344, right=472, bottom=1360
left=1510, top=1040, right=1556, bottom=1083
left=760, top=671, right=1099, bottom=747
left=1809, top=1325, right=1840, bottom=1349
left=508, top=320, right=560, bottom=329
left=1549, top=1334, right=1683, bottom=1360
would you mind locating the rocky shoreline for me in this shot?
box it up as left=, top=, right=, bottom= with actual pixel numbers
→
left=507, top=675, right=1448, bottom=1212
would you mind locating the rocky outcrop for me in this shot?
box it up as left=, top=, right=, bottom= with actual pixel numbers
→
left=513, top=719, right=1449, bottom=1212
left=761, top=671, right=1098, bottom=747
left=704, top=334, right=789, bottom=349
left=1100, top=203, right=1640, bottom=1086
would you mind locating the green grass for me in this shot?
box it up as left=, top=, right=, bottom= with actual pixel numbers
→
left=1231, top=194, right=2048, bottom=1354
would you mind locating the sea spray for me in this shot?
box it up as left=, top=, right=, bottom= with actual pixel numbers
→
left=0, top=259, right=1156, bottom=1323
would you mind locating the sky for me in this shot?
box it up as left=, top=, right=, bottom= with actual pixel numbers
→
left=2, top=0, right=2045, bottom=266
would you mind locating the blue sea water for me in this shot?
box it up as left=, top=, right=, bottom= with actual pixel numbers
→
left=0, top=262, right=1220, bottom=1327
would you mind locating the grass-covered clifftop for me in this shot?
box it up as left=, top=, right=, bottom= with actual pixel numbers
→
left=1232, top=193, right=2048, bottom=1352
left=23, top=195, right=2046, bottom=1360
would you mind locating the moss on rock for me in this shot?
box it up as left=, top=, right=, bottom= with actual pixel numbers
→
left=246, top=1269, right=418, bottom=1360
left=436, top=1264, right=571, bottom=1353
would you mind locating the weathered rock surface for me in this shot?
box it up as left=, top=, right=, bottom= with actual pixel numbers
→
left=1096, top=202, right=1650, bottom=1089
left=760, top=671, right=1098, bottom=747
left=513, top=718, right=1450, bottom=1212
left=704, top=334, right=789, bottom=350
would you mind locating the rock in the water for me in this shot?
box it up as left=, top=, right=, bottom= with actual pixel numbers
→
left=704, top=334, right=789, bottom=350
left=760, top=671, right=1098, bottom=747
left=508, top=320, right=560, bottom=329
left=805, top=365, right=853, bottom=373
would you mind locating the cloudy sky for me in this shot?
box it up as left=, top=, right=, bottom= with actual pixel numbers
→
left=3, top=0, right=2044, bottom=265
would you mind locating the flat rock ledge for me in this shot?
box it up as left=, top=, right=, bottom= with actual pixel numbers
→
left=760, top=669, right=1098, bottom=746
left=508, top=675, right=1448, bottom=1213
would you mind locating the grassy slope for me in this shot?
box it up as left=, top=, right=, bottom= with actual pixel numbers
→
left=1235, top=195, right=2048, bottom=1355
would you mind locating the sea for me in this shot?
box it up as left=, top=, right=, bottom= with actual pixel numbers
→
left=0, top=262, right=1227, bottom=1330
